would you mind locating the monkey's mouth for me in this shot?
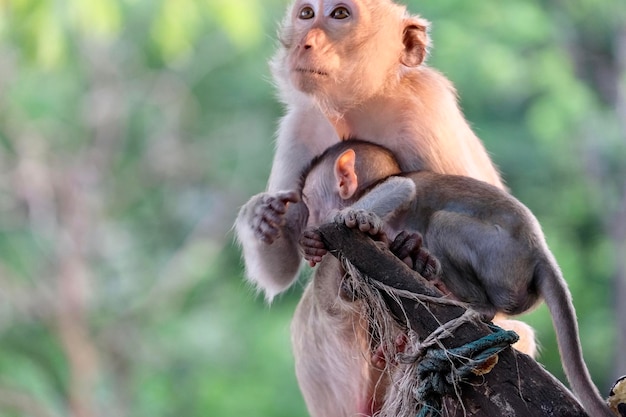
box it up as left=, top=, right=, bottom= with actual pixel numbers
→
left=294, top=67, right=329, bottom=76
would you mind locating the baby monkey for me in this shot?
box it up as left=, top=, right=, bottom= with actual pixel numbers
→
left=299, top=140, right=612, bottom=417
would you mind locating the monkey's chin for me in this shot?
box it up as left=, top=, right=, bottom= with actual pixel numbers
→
left=291, top=70, right=328, bottom=94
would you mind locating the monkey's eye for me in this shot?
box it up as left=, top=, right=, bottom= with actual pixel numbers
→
left=299, top=6, right=315, bottom=20
left=330, top=6, right=350, bottom=19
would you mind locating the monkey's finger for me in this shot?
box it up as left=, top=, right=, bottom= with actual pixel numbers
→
left=300, top=237, right=327, bottom=252
left=425, top=256, right=442, bottom=277
left=300, top=240, right=328, bottom=252
left=390, top=242, right=411, bottom=260
left=390, top=232, right=420, bottom=258
left=354, top=211, right=380, bottom=234
left=400, top=231, right=423, bottom=248
left=303, top=250, right=326, bottom=265
left=389, top=231, right=411, bottom=255
left=301, top=229, right=326, bottom=246
left=301, top=229, right=321, bottom=239
left=256, top=221, right=281, bottom=244
left=404, top=234, right=423, bottom=254
left=300, top=236, right=327, bottom=253
left=394, top=230, right=411, bottom=242
left=254, top=199, right=286, bottom=226
left=275, top=190, right=300, bottom=204
left=417, top=249, right=442, bottom=278
left=354, top=211, right=369, bottom=230
left=257, top=233, right=278, bottom=245
left=363, top=220, right=381, bottom=235
left=304, top=252, right=326, bottom=263
left=260, top=191, right=296, bottom=218
left=255, top=208, right=283, bottom=232
left=300, top=229, right=328, bottom=256
left=267, top=198, right=289, bottom=216
left=259, top=208, right=286, bottom=228
left=337, top=211, right=358, bottom=228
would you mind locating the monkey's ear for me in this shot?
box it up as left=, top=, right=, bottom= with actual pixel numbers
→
left=401, top=16, right=430, bottom=67
left=334, top=149, right=358, bottom=200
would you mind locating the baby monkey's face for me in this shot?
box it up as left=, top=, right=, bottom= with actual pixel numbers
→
left=301, top=162, right=349, bottom=228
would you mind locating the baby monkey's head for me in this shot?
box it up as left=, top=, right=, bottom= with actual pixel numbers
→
left=300, top=139, right=401, bottom=226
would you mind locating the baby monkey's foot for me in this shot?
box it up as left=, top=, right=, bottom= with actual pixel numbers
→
left=334, top=209, right=388, bottom=243
left=389, top=231, right=441, bottom=278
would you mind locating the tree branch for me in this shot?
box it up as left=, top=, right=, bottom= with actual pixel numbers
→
left=318, top=222, right=588, bottom=417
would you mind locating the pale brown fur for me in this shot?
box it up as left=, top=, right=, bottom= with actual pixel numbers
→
left=292, top=256, right=390, bottom=417
left=234, top=0, right=504, bottom=300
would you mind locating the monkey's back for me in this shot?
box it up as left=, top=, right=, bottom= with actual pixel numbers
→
left=402, top=170, right=539, bottom=239
left=397, top=170, right=549, bottom=315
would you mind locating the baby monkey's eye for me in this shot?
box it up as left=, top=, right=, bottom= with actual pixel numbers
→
left=299, top=6, right=315, bottom=20
left=330, top=6, right=350, bottom=19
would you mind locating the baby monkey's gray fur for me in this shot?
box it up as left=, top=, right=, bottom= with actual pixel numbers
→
left=299, top=139, right=612, bottom=417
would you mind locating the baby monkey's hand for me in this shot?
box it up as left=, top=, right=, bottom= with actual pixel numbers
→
left=300, top=229, right=327, bottom=267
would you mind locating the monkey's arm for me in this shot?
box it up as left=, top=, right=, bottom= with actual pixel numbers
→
left=235, top=106, right=337, bottom=300
left=330, top=177, right=416, bottom=248
left=235, top=192, right=306, bottom=301
left=350, top=176, right=416, bottom=219
left=268, top=104, right=338, bottom=192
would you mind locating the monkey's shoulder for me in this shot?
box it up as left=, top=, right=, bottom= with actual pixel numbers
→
left=399, top=171, right=533, bottom=226
left=401, top=170, right=503, bottom=196
left=402, top=66, right=456, bottom=95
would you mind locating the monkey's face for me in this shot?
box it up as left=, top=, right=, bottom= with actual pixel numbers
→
left=281, top=0, right=407, bottom=110
left=301, top=164, right=341, bottom=227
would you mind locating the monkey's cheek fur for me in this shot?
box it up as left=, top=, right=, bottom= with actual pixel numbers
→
left=608, top=375, right=626, bottom=417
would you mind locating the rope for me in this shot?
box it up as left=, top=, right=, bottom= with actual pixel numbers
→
left=413, top=324, right=519, bottom=417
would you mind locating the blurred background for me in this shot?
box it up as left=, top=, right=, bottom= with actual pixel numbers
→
left=0, top=0, right=624, bottom=416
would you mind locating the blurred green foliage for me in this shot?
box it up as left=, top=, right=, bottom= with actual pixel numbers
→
left=0, top=0, right=624, bottom=416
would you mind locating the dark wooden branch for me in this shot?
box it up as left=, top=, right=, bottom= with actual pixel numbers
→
left=318, top=222, right=588, bottom=417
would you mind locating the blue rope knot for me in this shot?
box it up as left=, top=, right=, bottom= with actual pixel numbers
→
left=415, top=324, right=519, bottom=417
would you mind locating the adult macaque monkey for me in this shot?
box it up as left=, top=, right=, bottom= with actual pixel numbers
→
left=298, top=140, right=613, bottom=417
left=235, top=0, right=504, bottom=300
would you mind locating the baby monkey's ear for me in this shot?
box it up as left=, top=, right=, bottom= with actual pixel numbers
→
left=334, top=149, right=358, bottom=200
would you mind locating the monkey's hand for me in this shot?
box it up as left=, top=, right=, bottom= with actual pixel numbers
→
left=334, top=209, right=388, bottom=241
left=243, top=190, right=300, bottom=245
left=300, top=228, right=327, bottom=267
left=390, top=231, right=441, bottom=278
